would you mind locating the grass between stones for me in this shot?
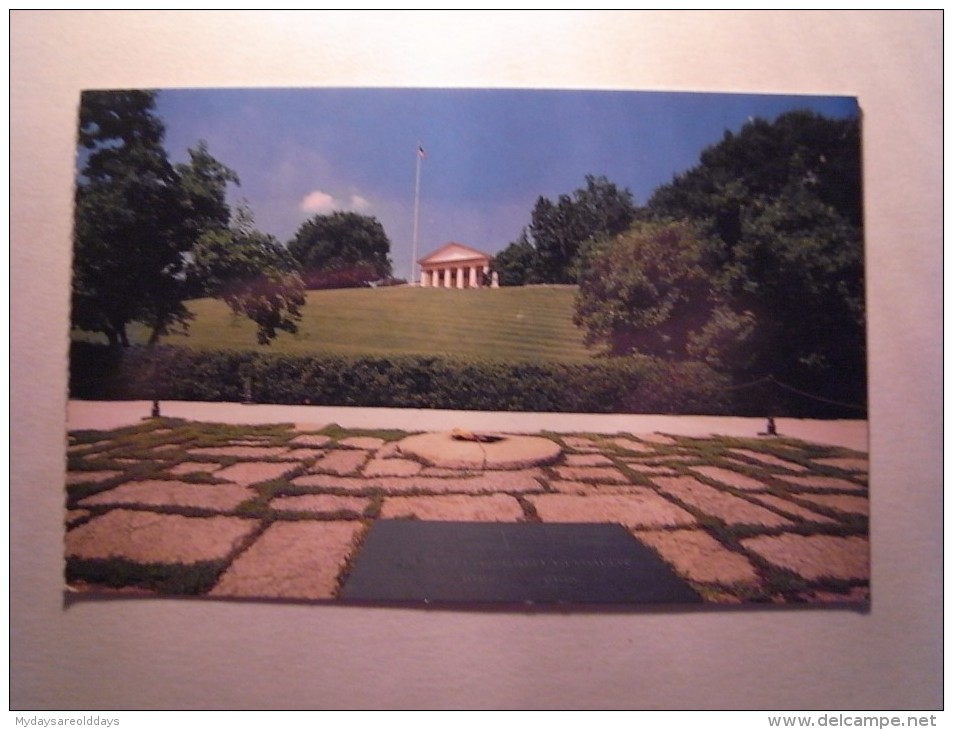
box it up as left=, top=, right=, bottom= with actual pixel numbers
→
left=66, top=556, right=230, bottom=595
left=65, top=419, right=869, bottom=604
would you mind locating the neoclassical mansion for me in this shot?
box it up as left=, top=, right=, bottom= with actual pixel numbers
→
left=417, top=242, right=499, bottom=289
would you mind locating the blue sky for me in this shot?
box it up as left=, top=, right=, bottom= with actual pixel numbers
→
left=155, top=87, right=858, bottom=281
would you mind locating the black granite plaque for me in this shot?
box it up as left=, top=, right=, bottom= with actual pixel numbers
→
left=340, top=520, right=701, bottom=605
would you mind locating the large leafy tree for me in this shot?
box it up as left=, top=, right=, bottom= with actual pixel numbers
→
left=492, top=228, right=539, bottom=286
left=577, top=110, right=866, bottom=412
left=529, top=174, right=637, bottom=284
left=175, top=139, right=240, bottom=245
left=575, top=220, right=753, bottom=361
left=494, top=175, right=636, bottom=286
left=72, top=89, right=304, bottom=348
left=288, top=211, right=392, bottom=289
left=189, top=204, right=306, bottom=345
left=73, top=90, right=192, bottom=347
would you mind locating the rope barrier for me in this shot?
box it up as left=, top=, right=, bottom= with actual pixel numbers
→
left=766, top=375, right=867, bottom=412
left=716, top=373, right=867, bottom=412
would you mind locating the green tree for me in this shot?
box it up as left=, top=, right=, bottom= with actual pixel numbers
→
left=73, top=89, right=191, bottom=347
left=72, top=89, right=304, bottom=348
left=189, top=204, right=306, bottom=345
left=582, top=110, right=866, bottom=413
left=650, top=111, right=864, bottom=405
left=727, top=187, right=865, bottom=403
left=648, top=110, right=862, bottom=246
left=575, top=220, right=754, bottom=362
left=288, top=211, right=392, bottom=289
left=493, top=229, right=540, bottom=286
left=529, top=174, right=637, bottom=284
left=175, top=139, right=240, bottom=245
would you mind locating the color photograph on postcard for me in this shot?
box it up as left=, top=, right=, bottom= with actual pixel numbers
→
left=66, top=87, right=868, bottom=608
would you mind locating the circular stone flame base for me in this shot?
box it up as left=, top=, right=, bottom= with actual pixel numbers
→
left=397, top=432, right=562, bottom=470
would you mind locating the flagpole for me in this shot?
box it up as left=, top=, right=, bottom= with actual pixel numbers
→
left=411, top=144, right=423, bottom=285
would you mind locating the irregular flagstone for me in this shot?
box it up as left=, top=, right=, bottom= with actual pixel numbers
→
left=311, top=449, right=370, bottom=475
left=775, top=474, right=866, bottom=491
left=270, top=493, right=370, bottom=515
left=420, top=467, right=483, bottom=477
left=621, top=461, right=677, bottom=475
left=814, top=457, right=869, bottom=472
left=78, top=480, right=256, bottom=512
left=65, top=509, right=258, bottom=563
left=741, top=534, right=869, bottom=581
left=746, top=494, right=839, bottom=524
left=64, top=423, right=875, bottom=606
left=641, top=454, right=701, bottom=464
left=607, top=437, right=658, bottom=454
left=66, top=470, right=122, bottom=486
left=549, top=480, right=649, bottom=495
left=560, top=436, right=600, bottom=452
left=210, top=521, right=362, bottom=600
left=293, top=424, right=328, bottom=433
left=376, top=442, right=402, bottom=458
left=363, top=458, right=423, bottom=477
left=793, top=493, right=869, bottom=517
left=214, top=461, right=297, bottom=486
left=289, top=434, right=332, bottom=448
left=338, top=436, right=386, bottom=450
left=528, top=491, right=696, bottom=529
left=633, top=529, right=760, bottom=584
left=564, top=453, right=615, bottom=467
left=653, top=476, right=793, bottom=527
left=689, top=465, right=769, bottom=491
left=380, top=494, right=525, bottom=522
left=729, top=449, right=808, bottom=473
left=292, top=469, right=545, bottom=494
left=282, top=448, right=326, bottom=461
left=167, top=462, right=223, bottom=476
left=552, top=466, right=631, bottom=484
left=188, top=446, right=290, bottom=458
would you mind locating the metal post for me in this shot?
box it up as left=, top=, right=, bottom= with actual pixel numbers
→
left=411, top=145, right=423, bottom=284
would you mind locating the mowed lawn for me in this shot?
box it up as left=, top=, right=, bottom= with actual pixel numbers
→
left=146, top=285, right=597, bottom=363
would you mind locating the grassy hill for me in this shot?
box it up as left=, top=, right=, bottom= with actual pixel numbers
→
left=121, top=285, right=598, bottom=363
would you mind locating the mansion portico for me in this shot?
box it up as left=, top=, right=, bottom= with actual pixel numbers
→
left=418, top=242, right=499, bottom=288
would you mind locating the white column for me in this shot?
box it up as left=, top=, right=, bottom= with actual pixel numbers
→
left=443, top=268, right=451, bottom=288
left=491, top=271, right=500, bottom=288
left=469, top=266, right=478, bottom=288
left=420, top=270, right=429, bottom=287
left=456, top=267, right=464, bottom=289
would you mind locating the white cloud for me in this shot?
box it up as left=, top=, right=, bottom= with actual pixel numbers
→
left=349, top=194, right=371, bottom=210
left=299, top=190, right=336, bottom=214
left=299, top=190, right=373, bottom=215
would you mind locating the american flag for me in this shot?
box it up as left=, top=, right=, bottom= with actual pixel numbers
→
left=417, top=145, right=426, bottom=159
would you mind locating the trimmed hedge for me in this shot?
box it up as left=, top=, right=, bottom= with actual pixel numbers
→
left=70, top=342, right=799, bottom=415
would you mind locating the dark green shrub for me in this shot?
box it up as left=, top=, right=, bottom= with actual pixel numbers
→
left=70, top=343, right=839, bottom=415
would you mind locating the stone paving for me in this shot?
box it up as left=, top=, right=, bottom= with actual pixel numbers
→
left=64, top=418, right=870, bottom=605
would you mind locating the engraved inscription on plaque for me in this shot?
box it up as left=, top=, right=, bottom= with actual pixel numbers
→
left=341, top=520, right=701, bottom=605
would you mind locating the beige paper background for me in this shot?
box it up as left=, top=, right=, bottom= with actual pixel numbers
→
left=10, top=11, right=942, bottom=709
